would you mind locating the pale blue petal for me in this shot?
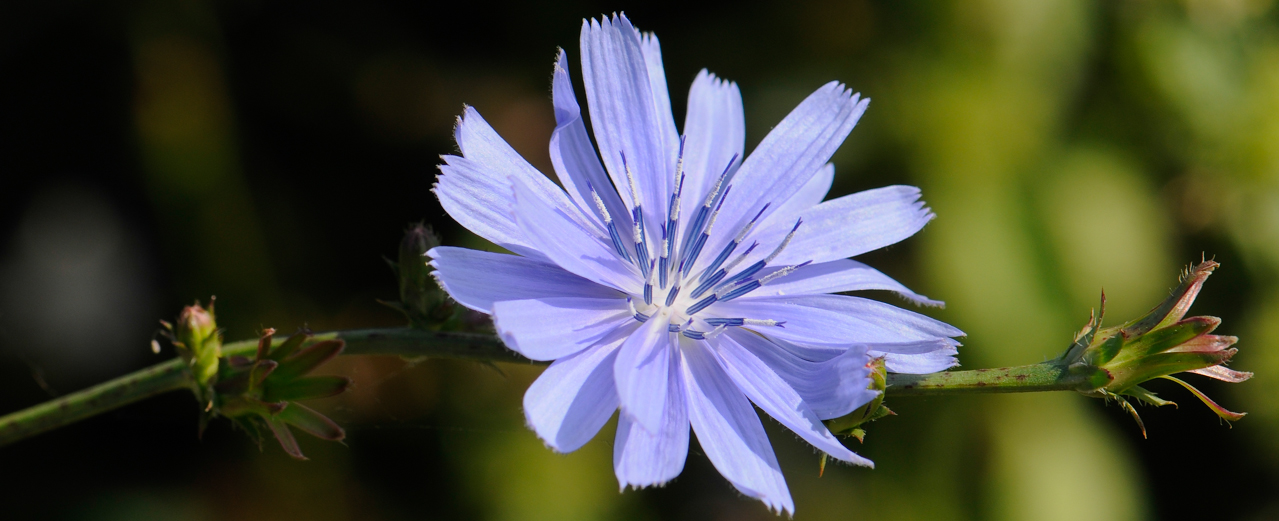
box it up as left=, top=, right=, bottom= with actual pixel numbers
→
left=614, top=317, right=672, bottom=434
left=869, top=343, right=960, bottom=374
left=512, top=178, right=641, bottom=293
left=434, top=156, right=541, bottom=258
left=427, top=246, right=620, bottom=313
left=550, top=49, right=632, bottom=232
left=524, top=334, right=626, bottom=453
left=580, top=15, right=674, bottom=242
left=638, top=31, right=680, bottom=159
left=614, top=343, right=689, bottom=489
left=493, top=297, right=632, bottom=361
left=437, top=107, right=597, bottom=254
left=681, top=70, right=745, bottom=207
left=726, top=330, right=877, bottom=419
left=751, top=258, right=943, bottom=307
left=757, top=162, right=834, bottom=232
left=693, top=84, right=868, bottom=274
left=709, top=294, right=963, bottom=347
left=711, top=334, right=871, bottom=466
left=767, top=185, right=935, bottom=266
left=682, top=344, right=794, bottom=515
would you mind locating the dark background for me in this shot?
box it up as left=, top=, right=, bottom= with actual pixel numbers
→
left=2, top=1, right=1277, bottom=520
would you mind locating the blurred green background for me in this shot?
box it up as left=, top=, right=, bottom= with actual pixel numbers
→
left=1, top=0, right=1277, bottom=519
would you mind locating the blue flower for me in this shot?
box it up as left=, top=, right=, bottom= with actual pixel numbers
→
left=429, top=13, right=963, bottom=514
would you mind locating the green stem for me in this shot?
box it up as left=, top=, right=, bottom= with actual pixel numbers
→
left=0, top=327, right=1088, bottom=448
left=0, top=360, right=193, bottom=446
left=885, top=361, right=1088, bottom=396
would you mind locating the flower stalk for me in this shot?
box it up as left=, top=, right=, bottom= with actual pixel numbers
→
left=0, top=261, right=1247, bottom=449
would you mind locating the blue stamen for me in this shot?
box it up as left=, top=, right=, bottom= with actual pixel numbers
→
left=588, top=182, right=633, bottom=263
left=686, top=295, right=717, bottom=315
left=690, top=269, right=727, bottom=299
left=665, top=285, right=681, bottom=306
left=716, top=280, right=762, bottom=302
left=704, top=318, right=745, bottom=327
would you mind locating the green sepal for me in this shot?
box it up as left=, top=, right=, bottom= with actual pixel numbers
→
left=247, top=360, right=279, bottom=392
left=264, top=375, right=352, bottom=402
left=1159, top=376, right=1246, bottom=422
left=272, top=340, right=345, bottom=382
left=1108, top=350, right=1235, bottom=392
left=265, top=331, right=310, bottom=363
left=277, top=402, right=345, bottom=442
left=1122, top=385, right=1177, bottom=408
left=265, top=414, right=306, bottom=460
left=1126, top=317, right=1219, bottom=358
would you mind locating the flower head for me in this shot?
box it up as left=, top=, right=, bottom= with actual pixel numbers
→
left=1066, top=260, right=1249, bottom=437
left=430, top=13, right=962, bottom=514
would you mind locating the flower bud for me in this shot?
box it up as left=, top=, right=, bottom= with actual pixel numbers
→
left=170, top=299, right=222, bottom=389
left=385, top=223, right=463, bottom=329
left=1065, top=261, right=1250, bottom=437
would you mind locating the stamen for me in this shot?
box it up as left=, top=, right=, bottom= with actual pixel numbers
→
left=621, top=152, right=652, bottom=278
left=704, top=318, right=745, bottom=327
left=678, top=185, right=731, bottom=276
left=743, top=319, right=786, bottom=327
left=689, top=269, right=727, bottom=299
left=677, top=155, right=737, bottom=272
left=756, top=260, right=813, bottom=287
left=685, top=295, right=717, bottom=315
left=726, top=219, right=802, bottom=284
left=715, top=280, right=762, bottom=302
left=698, top=204, right=769, bottom=282
left=627, top=298, right=650, bottom=322
left=588, top=182, right=633, bottom=263
left=664, top=285, right=681, bottom=307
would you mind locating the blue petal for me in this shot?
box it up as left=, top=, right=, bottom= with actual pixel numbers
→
left=637, top=31, right=680, bottom=159
left=511, top=177, right=641, bottom=293
left=614, top=316, right=672, bottom=434
left=709, top=294, right=963, bottom=347
left=725, top=330, right=878, bottom=420
left=493, top=297, right=632, bottom=361
left=681, top=70, right=745, bottom=207
left=437, top=107, right=596, bottom=256
left=427, top=246, right=620, bottom=313
left=694, top=83, right=868, bottom=274
left=758, top=162, right=834, bottom=231
left=710, top=334, right=872, bottom=466
left=766, top=185, right=935, bottom=266
left=869, top=342, right=960, bottom=374
left=435, top=155, right=541, bottom=259
left=751, top=258, right=943, bottom=307
left=580, top=15, right=676, bottom=242
left=613, top=342, right=689, bottom=489
left=550, top=49, right=632, bottom=232
left=682, top=343, right=794, bottom=515
left=524, top=335, right=625, bottom=453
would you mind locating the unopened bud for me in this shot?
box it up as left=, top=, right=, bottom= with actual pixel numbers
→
left=173, top=299, right=222, bottom=389
left=1064, top=261, right=1250, bottom=437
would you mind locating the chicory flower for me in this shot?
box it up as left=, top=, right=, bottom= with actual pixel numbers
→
left=430, top=13, right=962, bottom=514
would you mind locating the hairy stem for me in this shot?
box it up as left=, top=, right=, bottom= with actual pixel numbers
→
left=0, top=327, right=1085, bottom=447
left=885, top=361, right=1089, bottom=396
left=0, top=360, right=193, bottom=446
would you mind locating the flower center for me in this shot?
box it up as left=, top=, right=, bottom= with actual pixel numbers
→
left=601, top=140, right=805, bottom=340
